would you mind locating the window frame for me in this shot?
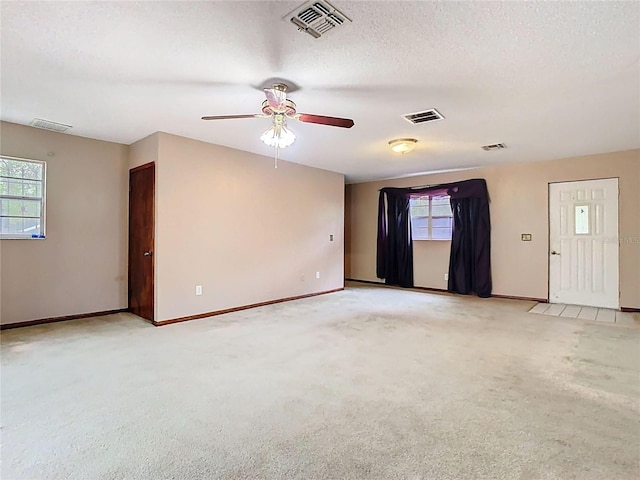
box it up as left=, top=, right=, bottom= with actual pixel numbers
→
left=409, top=194, right=453, bottom=241
left=0, top=155, right=47, bottom=240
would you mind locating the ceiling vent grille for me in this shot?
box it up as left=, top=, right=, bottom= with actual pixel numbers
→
left=481, top=143, right=507, bottom=151
left=30, top=118, right=72, bottom=133
left=284, top=0, right=351, bottom=39
left=403, top=109, right=444, bottom=125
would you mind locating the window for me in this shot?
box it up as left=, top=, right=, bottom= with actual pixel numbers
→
left=0, top=156, right=46, bottom=239
left=574, top=205, right=590, bottom=235
left=409, top=195, right=453, bottom=240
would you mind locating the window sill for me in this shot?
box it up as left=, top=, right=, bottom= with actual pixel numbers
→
left=0, top=236, right=46, bottom=240
left=413, top=238, right=452, bottom=242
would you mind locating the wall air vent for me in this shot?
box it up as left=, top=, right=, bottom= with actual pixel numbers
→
left=403, top=109, right=444, bottom=125
left=481, top=143, right=507, bottom=151
left=283, top=0, right=351, bottom=39
left=30, top=118, right=72, bottom=133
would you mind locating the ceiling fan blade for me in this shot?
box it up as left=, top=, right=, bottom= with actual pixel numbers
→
left=296, top=114, right=355, bottom=128
left=201, top=114, right=262, bottom=120
left=264, top=88, right=286, bottom=112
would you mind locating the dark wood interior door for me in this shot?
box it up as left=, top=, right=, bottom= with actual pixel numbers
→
left=128, top=162, right=155, bottom=321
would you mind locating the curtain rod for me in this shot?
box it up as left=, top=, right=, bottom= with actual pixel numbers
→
left=378, top=184, right=435, bottom=192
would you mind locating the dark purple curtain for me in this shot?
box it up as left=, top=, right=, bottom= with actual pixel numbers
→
left=448, top=196, right=492, bottom=297
left=376, top=179, right=491, bottom=297
left=376, top=190, right=413, bottom=287
left=376, top=193, right=387, bottom=279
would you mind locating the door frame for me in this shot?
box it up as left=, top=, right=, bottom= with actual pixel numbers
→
left=128, top=161, right=155, bottom=321
left=547, top=177, right=620, bottom=308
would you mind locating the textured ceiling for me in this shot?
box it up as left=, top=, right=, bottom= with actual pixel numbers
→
left=1, top=1, right=639, bottom=183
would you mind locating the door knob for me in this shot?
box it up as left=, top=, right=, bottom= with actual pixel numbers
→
left=143, top=251, right=153, bottom=257
left=551, top=250, right=560, bottom=255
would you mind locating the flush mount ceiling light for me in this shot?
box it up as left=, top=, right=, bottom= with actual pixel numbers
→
left=388, top=138, right=418, bottom=154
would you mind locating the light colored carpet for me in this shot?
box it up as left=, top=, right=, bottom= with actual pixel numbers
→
left=1, top=283, right=639, bottom=480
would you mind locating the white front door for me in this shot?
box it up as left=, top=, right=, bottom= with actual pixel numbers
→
left=549, top=178, right=619, bottom=309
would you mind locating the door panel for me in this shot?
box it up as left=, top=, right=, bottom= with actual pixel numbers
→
left=549, top=178, right=618, bottom=309
left=128, top=163, right=155, bottom=321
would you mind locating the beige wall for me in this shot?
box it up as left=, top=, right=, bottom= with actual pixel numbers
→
left=154, top=132, right=345, bottom=322
left=0, top=123, right=344, bottom=325
left=0, top=122, right=129, bottom=324
left=347, top=149, right=640, bottom=309
left=129, top=133, right=158, bottom=170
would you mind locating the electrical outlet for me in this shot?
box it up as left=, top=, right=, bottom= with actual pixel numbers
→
left=195, top=285, right=203, bottom=296
left=316, top=271, right=320, bottom=279
left=444, top=273, right=449, bottom=281
left=329, top=234, right=334, bottom=241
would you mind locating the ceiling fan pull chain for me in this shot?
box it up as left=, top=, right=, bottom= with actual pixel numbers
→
left=275, top=146, right=279, bottom=169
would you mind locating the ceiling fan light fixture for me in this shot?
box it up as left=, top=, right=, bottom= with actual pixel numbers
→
left=388, top=138, right=418, bottom=154
left=260, top=123, right=296, bottom=149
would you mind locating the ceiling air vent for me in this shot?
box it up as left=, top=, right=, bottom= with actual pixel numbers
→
left=284, top=0, right=351, bottom=39
left=481, top=143, right=507, bottom=151
left=403, top=109, right=444, bottom=125
left=30, top=118, right=72, bottom=133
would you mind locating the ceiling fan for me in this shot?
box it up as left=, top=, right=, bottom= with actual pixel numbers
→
left=201, top=83, right=354, bottom=156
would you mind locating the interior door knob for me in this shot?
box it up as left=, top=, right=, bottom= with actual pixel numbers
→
left=551, top=250, right=560, bottom=255
left=143, top=251, right=153, bottom=257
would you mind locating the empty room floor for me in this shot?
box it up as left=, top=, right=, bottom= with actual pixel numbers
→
left=1, top=283, right=639, bottom=480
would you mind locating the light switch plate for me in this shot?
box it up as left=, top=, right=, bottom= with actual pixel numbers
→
left=521, top=233, right=532, bottom=241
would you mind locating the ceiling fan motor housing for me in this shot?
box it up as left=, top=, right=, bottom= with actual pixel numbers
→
left=262, top=99, right=297, bottom=117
